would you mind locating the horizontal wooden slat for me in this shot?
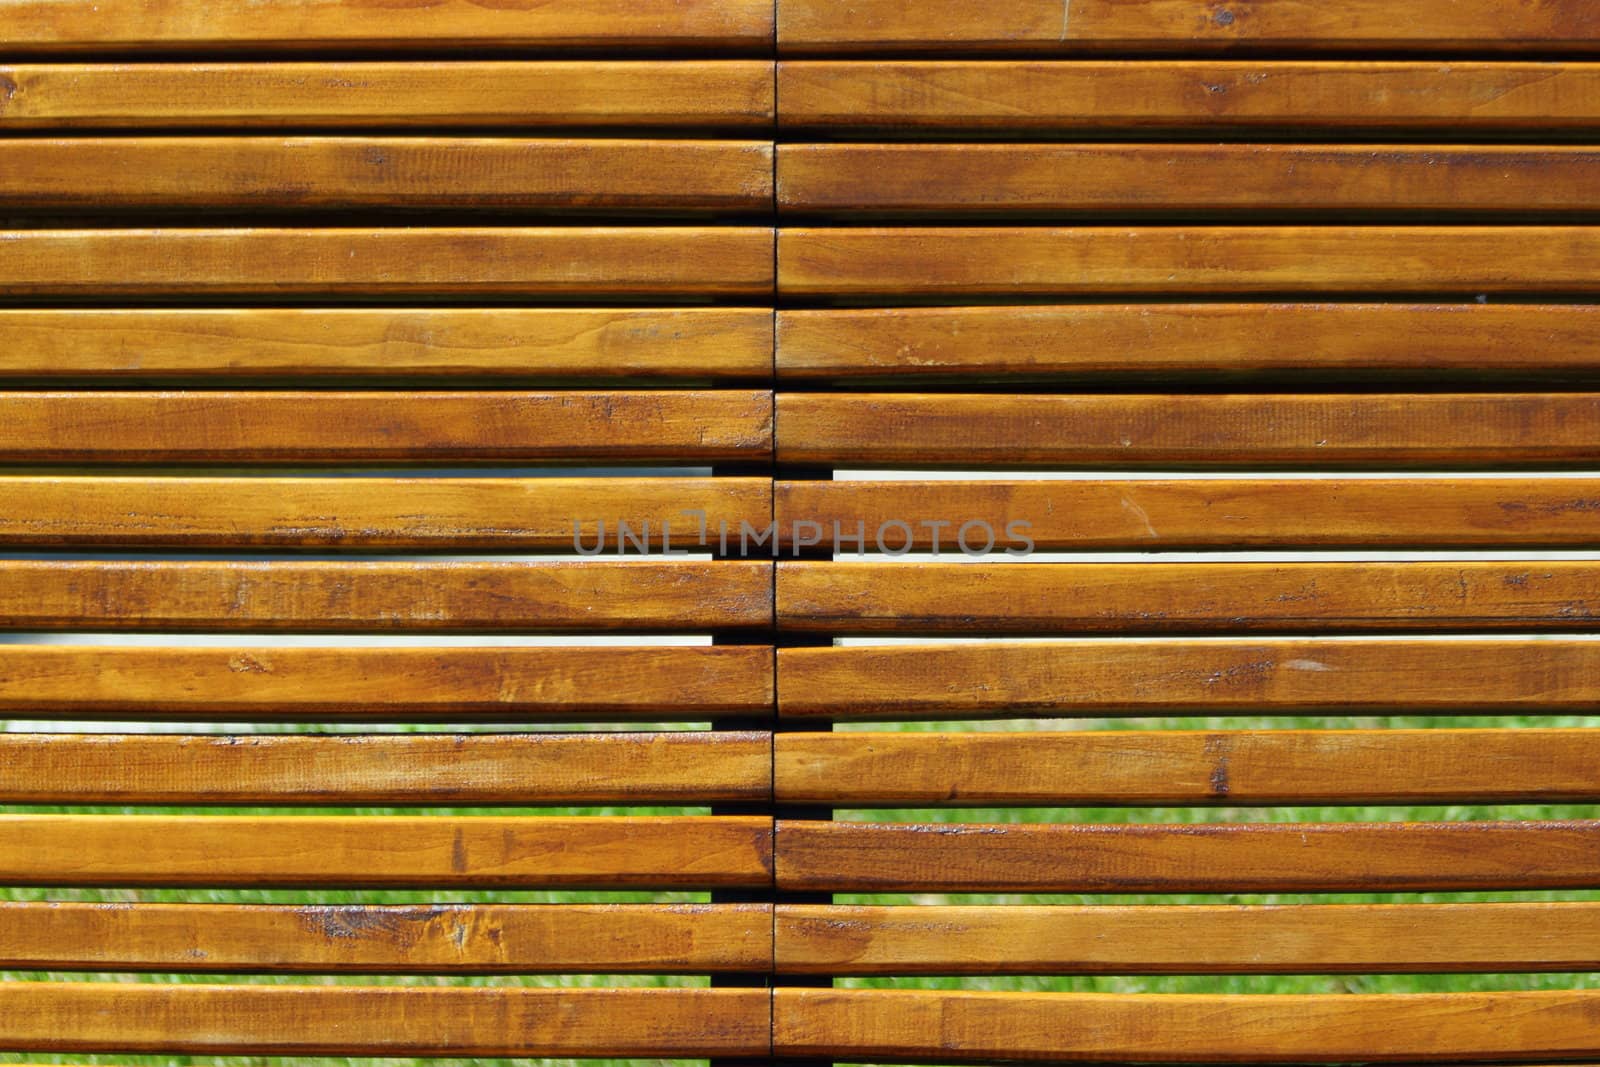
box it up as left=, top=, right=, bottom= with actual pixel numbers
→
left=0, top=392, right=770, bottom=463
left=778, top=62, right=1600, bottom=132
left=776, top=902, right=1600, bottom=975
left=776, top=639, right=1600, bottom=719
left=777, top=562, right=1600, bottom=635
left=779, top=144, right=1600, bottom=217
left=777, top=394, right=1600, bottom=468
left=0, top=476, right=770, bottom=548
left=0, top=308, right=774, bottom=381
left=773, top=988, right=1600, bottom=1063
left=0, top=560, right=772, bottom=633
left=0, top=815, right=772, bottom=887
left=775, top=730, right=1600, bottom=805
left=775, top=305, right=1600, bottom=382
left=0, top=228, right=773, bottom=296
left=779, top=227, right=1600, bottom=296
left=2, top=138, right=773, bottom=213
left=0, top=983, right=768, bottom=1055
left=0, top=901, right=771, bottom=973
left=0, top=62, right=774, bottom=128
left=0, top=732, right=771, bottom=802
left=0, top=645, right=772, bottom=720
left=776, top=479, right=1600, bottom=549
left=775, top=819, right=1600, bottom=892
left=777, top=0, right=1600, bottom=54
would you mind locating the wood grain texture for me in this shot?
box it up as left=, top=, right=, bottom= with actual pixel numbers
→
left=774, top=730, right=1600, bottom=806
left=0, top=62, right=774, bottom=128
left=0, top=732, right=772, bottom=802
left=0, top=901, right=771, bottom=973
left=777, top=479, right=1600, bottom=550
left=0, top=815, right=773, bottom=888
left=776, top=394, right=1600, bottom=468
left=775, top=819, right=1600, bottom=892
left=0, top=229, right=773, bottom=296
left=775, top=305, right=1600, bottom=382
left=775, top=902, right=1600, bottom=974
left=779, top=62, right=1600, bottom=132
left=777, top=0, right=1600, bottom=53
left=0, top=392, right=771, bottom=463
left=0, top=645, right=773, bottom=720
left=777, top=562, right=1600, bottom=635
left=0, top=476, right=771, bottom=549
left=0, top=983, right=769, bottom=1055
left=2, top=138, right=773, bottom=213
left=0, top=308, right=774, bottom=381
left=779, top=144, right=1600, bottom=217
left=776, top=639, right=1600, bottom=719
left=779, top=228, right=1600, bottom=297
left=0, top=560, right=773, bottom=633
left=773, top=987, right=1600, bottom=1062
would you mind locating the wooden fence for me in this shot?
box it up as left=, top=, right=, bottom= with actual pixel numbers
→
left=1, top=0, right=1599, bottom=1061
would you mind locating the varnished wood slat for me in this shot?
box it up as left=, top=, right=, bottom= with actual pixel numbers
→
left=2, top=138, right=773, bottom=213
left=777, top=562, right=1600, bottom=635
left=779, top=228, right=1600, bottom=297
left=0, top=901, right=771, bottom=973
left=773, top=988, right=1600, bottom=1063
left=778, top=62, right=1600, bottom=132
left=774, top=730, right=1600, bottom=805
left=0, top=815, right=772, bottom=888
left=0, top=308, right=774, bottom=381
left=0, top=62, right=774, bottom=128
left=776, top=639, right=1600, bottom=719
left=0, top=983, right=768, bottom=1055
left=0, top=476, right=771, bottom=548
left=0, top=560, right=772, bottom=633
left=778, top=0, right=1600, bottom=54
left=776, top=479, right=1600, bottom=549
left=0, top=645, right=772, bottom=720
left=779, top=145, right=1600, bottom=217
left=776, top=394, right=1600, bottom=468
left=0, top=732, right=771, bottom=801
left=775, top=820, right=1600, bottom=893
left=775, top=305, right=1600, bottom=382
left=0, top=229, right=773, bottom=296
left=775, top=902, right=1600, bottom=975
left=0, top=392, right=770, bottom=463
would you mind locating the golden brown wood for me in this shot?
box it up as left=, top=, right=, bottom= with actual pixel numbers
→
left=0, top=476, right=770, bottom=549
left=775, top=902, right=1600, bottom=975
left=0, top=645, right=772, bottom=720
left=774, top=730, right=1600, bottom=805
left=0, top=560, right=772, bottom=633
left=775, top=819, right=1600, bottom=892
left=777, top=479, right=1600, bottom=550
left=780, top=227, right=1600, bottom=297
left=0, top=901, right=771, bottom=973
left=773, top=987, right=1600, bottom=1062
left=0, top=732, right=771, bottom=802
left=0, top=815, right=772, bottom=887
left=776, top=394, right=1600, bottom=468
left=779, top=62, right=1600, bottom=132
left=0, top=983, right=769, bottom=1055
left=0, top=62, right=774, bottom=127
left=0, top=308, right=773, bottom=381
left=777, top=0, right=1600, bottom=53
left=0, top=392, right=770, bottom=463
left=775, top=305, right=1600, bottom=382
left=776, top=639, right=1600, bottom=719
left=0, top=228, right=773, bottom=296
left=2, top=138, right=772, bottom=213
left=777, top=562, right=1600, bottom=635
